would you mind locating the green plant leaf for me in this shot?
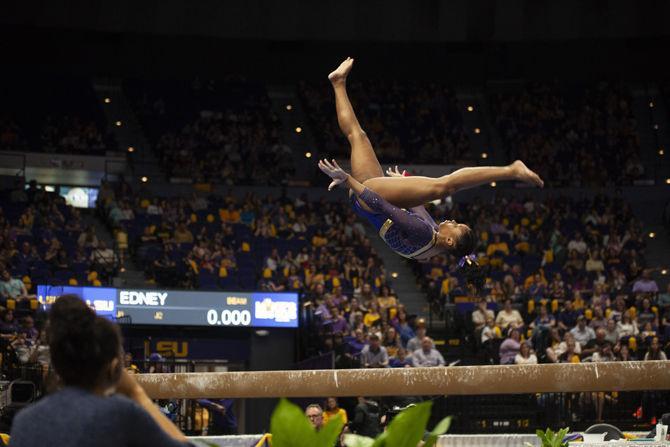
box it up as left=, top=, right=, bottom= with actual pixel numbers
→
left=552, top=428, right=567, bottom=447
left=547, top=428, right=557, bottom=447
left=557, top=427, right=570, bottom=447
left=538, top=428, right=554, bottom=447
left=317, top=414, right=345, bottom=447
left=424, top=416, right=452, bottom=447
left=371, top=431, right=389, bottom=447
left=270, top=398, right=318, bottom=447
left=535, top=427, right=571, bottom=447
left=434, top=416, right=452, bottom=434
left=373, top=401, right=432, bottom=447
left=343, top=434, right=376, bottom=447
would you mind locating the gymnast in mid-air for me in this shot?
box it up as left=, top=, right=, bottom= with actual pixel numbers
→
left=318, top=57, right=544, bottom=264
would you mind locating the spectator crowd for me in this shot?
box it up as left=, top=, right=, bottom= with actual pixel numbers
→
left=0, top=76, right=116, bottom=155
left=409, top=192, right=667, bottom=423
left=128, top=78, right=294, bottom=185
left=299, top=79, right=472, bottom=164
left=0, top=77, right=651, bottom=189
left=491, top=82, right=643, bottom=187
left=0, top=180, right=124, bottom=389
left=99, top=176, right=448, bottom=367
left=0, top=72, right=664, bottom=439
left=0, top=181, right=118, bottom=292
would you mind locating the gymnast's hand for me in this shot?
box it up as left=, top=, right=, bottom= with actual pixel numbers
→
left=318, top=159, right=349, bottom=191
left=386, top=165, right=407, bottom=177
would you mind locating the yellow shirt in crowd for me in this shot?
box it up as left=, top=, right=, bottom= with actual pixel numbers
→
left=486, top=242, right=509, bottom=257
left=377, top=295, right=397, bottom=309
left=220, top=208, right=241, bottom=223
left=364, top=312, right=381, bottom=327
left=312, top=235, right=328, bottom=247
left=323, top=408, right=348, bottom=425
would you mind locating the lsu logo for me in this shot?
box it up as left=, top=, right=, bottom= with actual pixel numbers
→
left=155, top=341, right=189, bottom=358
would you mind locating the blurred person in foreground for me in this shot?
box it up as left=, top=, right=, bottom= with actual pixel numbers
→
left=10, top=294, right=191, bottom=447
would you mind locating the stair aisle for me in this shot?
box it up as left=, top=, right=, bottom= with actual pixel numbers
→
left=630, top=83, right=668, bottom=185
left=363, top=227, right=427, bottom=318
left=92, top=79, right=165, bottom=183
left=267, top=85, right=318, bottom=185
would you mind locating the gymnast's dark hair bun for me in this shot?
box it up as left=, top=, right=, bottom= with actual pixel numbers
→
left=451, top=227, right=484, bottom=294
left=48, top=294, right=122, bottom=389
left=452, top=227, right=477, bottom=260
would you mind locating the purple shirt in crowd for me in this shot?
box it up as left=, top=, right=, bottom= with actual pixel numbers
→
left=348, top=339, right=367, bottom=356
left=632, top=279, right=659, bottom=294
left=328, top=317, right=349, bottom=334
left=499, top=338, right=521, bottom=365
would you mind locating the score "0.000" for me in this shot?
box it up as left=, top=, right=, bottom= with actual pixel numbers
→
left=206, top=309, right=252, bottom=326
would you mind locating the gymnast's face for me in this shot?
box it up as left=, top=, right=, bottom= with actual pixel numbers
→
left=437, top=220, right=470, bottom=248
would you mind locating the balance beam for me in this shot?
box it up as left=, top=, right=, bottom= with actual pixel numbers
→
left=135, top=361, right=670, bottom=399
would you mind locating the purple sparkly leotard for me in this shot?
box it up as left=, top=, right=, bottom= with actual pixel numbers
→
left=351, top=188, right=438, bottom=259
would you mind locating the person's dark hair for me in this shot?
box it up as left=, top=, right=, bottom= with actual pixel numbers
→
left=452, top=227, right=477, bottom=260
left=646, top=337, right=662, bottom=360
left=0, top=307, right=8, bottom=321
left=451, top=227, right=484, bottom=293
left=48, top=294, right=122, bottom=390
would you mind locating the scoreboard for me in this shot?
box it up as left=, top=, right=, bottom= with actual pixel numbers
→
left=36, top=285, right=299, bottom=328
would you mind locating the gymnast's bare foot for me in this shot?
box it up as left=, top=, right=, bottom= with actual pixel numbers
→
left=328, top=57, right=354, bottom=85
left=511, top=160, right=544, bottom=188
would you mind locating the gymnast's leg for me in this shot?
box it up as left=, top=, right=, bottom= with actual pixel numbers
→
left=328, top=57, right=384, bottom=184
left=328, top=58, right=543, bottom=210
left=362, top=161, right=544, bottom=209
